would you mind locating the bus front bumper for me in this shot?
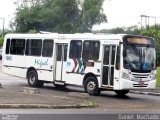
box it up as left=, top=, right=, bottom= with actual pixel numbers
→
left=119, top=79, right=156, bottom=90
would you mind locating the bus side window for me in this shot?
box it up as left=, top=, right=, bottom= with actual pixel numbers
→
left=116, top=46, right=120, bottom=70
left=10, top=39, right=25, bottom=55
left=42, top=39, right=54, bottom=57
left=64, top=44, right=68, bottom=61
left=6, top=39, right=10, bottom=54
left=111, top=46, right=116, bottom=65
left=69, top=40, right=82, bottom=59
left=56, top=45, right=62, bottom=61
left=82, top=41, right=100, bottom=60
left=26, top=39, right=42, bottom=56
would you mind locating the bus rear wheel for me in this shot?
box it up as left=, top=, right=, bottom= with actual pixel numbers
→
left=84, top=76, right=100, bottom=96
left=114, top=90, right=129, bottom=96
left=27, top=70, right=44, bottom=87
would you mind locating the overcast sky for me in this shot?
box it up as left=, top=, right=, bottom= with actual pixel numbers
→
left=94, top=0, right=160, bottom=29
left=0, top=0, right=160, bottom=30
left=0, top=0, right=16, bottom=30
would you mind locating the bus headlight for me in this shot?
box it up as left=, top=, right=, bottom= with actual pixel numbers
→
left=122, top=72, right=130, bottom=80
left=151, top=71, right=156, bottom=80
left=151, top=74, right=156, bottom=80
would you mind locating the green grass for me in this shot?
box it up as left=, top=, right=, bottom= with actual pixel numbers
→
left=156, top=67, right=160, bottom=88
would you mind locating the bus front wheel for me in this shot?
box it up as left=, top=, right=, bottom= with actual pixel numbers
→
left=27, top=70, right=44, bottom=87
left=84, top=76, right=100, bottom=96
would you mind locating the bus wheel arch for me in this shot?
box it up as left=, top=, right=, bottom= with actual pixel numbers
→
left=83, top=73, right=100, bottom=96
left=27, top=67, right=44, bottom=87
left=27, top=67, right=36, bottom=78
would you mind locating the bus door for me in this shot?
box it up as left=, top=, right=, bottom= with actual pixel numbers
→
left=102, top=45, right=120, bottom=87
left=55, top=43, right=68, bottom=81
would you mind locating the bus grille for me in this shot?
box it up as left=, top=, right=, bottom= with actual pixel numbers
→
left=133, top=83, right=148, bottom=87
left=131, top=72, right=150, bottom=82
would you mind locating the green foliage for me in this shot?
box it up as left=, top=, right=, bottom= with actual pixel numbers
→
left=82, top=0, right=107, bottom=32
left=157, top=67, right=160, bottom=87
left=12, top=1, right=43, bottom=32
left=0, top=29, right=15, bottom=46
left=0, top=36, right=4, bottom=46
left=94, top=26, right=140, bottom=35
left=27, top=29, right=37, bottom=33
left=94, top=27, right=125, bottom=34
left=12, top=0, right=107, bottom=33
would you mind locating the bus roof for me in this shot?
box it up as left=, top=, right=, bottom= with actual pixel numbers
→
left=4, top=33, right=125, bottom=41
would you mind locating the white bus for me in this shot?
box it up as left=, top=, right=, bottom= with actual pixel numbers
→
left=2, top=33, right=157, bottom=96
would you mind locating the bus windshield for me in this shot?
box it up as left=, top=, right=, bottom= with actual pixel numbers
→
left=123, top=36, right=156, bottom=72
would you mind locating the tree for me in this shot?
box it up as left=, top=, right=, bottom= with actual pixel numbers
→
left=41, top=0, right=81, bottom=33
left=81, top=0, right=107, bottom=32
left=0, top=36, right=3, bottom=46
left=11, top=0, right=107, bottom=33
left=94, top=26, right=140, bottom=35
left=12, top=0, right=43, bottom=32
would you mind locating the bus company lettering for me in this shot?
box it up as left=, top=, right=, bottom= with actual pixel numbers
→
left=34, top=59, right=48, bottom=68
left=6, top=56, right=12, bottom=61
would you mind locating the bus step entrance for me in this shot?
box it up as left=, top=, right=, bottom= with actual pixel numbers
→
left=54, top=81, right=65, bottom=86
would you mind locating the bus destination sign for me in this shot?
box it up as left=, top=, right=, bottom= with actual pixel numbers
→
left=127, top=37, right=152, bottom=45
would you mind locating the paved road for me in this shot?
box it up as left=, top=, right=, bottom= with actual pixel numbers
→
left=0, top=71, right=27, bottom=86
left=0, top=67, right=160, bottom=110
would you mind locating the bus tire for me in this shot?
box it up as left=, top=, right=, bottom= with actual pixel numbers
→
left=27, top=70, right=44, bottom=87
left=114, top=90, right=129, bottom=96
left=84, top=76, right=100, bottom=96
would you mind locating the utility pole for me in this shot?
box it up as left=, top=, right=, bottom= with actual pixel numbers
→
left=141, top=15, right=143, bottom=29
left=81, top=0, right=85, bottom=32
left=0, top=18, right=5, bottom=37
left=155, top=17, right=156, bottom=29
left=140, top=15, right=151, bottom=29
left=140, top=15, right=159, bottom=30
left=140, top=15, right=148, bottom=29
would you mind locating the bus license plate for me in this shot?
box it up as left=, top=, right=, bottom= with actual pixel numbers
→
left=139, top=82, right=144, bottom=86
